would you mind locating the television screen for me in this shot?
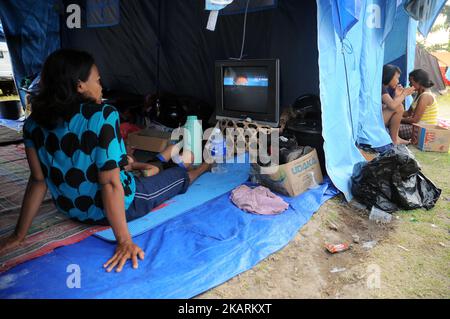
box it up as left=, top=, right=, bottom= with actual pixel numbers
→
left=223, top=66, right=269, bottom=114
left=215, top=59, right=279, bottom=126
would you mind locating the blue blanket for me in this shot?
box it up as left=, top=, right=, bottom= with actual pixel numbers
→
left=0, top=179, right=337, bottom=299
left=95, top=154, right=251, bottom=241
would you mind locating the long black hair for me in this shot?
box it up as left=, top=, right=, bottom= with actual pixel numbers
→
left=409, top=69, right=434, bottom=88
left=382, top=64, right=401, bottom=86
left=31, top=49, right=96, bottom=129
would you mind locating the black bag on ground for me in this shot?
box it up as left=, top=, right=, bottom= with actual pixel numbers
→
left=351, top=145, right=441, bottom=212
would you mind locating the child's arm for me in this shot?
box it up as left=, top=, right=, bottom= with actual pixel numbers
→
left=401, top=94, right=432, bottom=124
left=0, top=147, right=48, bottom=255
left=382, top=86, right=415, bottom=111
left=403, top=108, right=413, bottom=118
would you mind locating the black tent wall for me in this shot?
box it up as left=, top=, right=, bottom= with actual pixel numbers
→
left=61, top=0, right=319, bottom=112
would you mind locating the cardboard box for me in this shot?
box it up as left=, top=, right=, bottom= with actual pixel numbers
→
left=126, top=128, right=172, bottom=153
left=411, top=123, right=450, bottom=153
left=250, top=148, right=323, bottom=197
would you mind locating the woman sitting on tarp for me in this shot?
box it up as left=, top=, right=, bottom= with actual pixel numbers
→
left=381, top=64, right=416, bottom=145
left=0, top=49, right=210, bottom=273
left=399, top=69, right=439, bottom=140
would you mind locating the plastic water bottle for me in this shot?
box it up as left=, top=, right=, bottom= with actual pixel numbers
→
left=184, top=115, right=203, bottom=165
left=210, top=128, right=227, bottom=174
left=307, top=171, right=320, bottom=189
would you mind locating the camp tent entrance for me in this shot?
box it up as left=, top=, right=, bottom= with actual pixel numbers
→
left=0, top=0, right=445, bottom=205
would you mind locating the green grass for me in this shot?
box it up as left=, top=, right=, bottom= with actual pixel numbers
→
left=437, top=88, right=450, bottom=119
left=367, top=145, right=450, bottom=298
left=358, top=88, right=450, bottom=297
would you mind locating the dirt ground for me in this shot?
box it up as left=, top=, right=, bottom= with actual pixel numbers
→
left=197, top=95, right=450, bottom=299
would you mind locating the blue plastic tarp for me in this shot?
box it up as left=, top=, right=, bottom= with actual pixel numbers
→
left=0, top=180, right=337, bottom=299
left=95, top=153, right=250, bottom=241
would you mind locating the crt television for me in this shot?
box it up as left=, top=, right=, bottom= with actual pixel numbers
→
left=215, top=59, right=280, bottom=127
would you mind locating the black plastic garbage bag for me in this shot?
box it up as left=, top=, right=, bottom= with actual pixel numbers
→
left=351, top=145, right=441, bottom=212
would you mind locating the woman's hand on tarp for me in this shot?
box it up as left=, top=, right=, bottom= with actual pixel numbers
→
left=103, top=240, right=145, bottom=273
left=0, top=233, right=24, bottom=256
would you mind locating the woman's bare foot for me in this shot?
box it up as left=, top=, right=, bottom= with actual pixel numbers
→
left=159, top=144, right=194, bottom=169
left=159, top=144, right=176, bottom=161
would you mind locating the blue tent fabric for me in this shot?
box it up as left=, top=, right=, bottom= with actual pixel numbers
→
left=318, top=0, right=442, bottom=199
left=329, top=0, right=362, bottom=142
left=86, top=0, right=121, bottom=28
left=220, top=0, right=277, bottom=15
left=384, top=5, right=411, bottom=66
left=330, top=0, right=362, bottom=41
left=357, top=0, right=397, bottom=148
left=205, top=0, right=233, bottom=11
left=382, top=0, right=401, bottom=43
left=0, top=179, right=337, bottom=299
left=0, top=0, right=60, bottom=106
left=205, top=0, right=278, bottom=15
left=406, top=16, right=419, bottom=108
left=384, top=5, right=418, bottom=107
left=318, top=0, right=366, bottom=200
left=415, top=0, right=446, bottom=37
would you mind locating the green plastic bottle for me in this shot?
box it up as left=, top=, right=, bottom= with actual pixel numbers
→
left=184, top=115, right=203, bottom=165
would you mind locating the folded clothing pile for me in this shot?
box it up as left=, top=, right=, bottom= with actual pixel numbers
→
left=230, top=185, right=289, bottom=215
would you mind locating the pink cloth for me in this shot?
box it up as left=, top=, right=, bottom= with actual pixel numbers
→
left=230, top=185, right=289, bottom=215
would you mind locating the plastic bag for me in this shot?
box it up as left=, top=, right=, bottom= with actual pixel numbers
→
left=351, top=145, right=441, bottom=212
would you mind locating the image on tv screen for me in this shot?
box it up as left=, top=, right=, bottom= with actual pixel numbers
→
left=223, top=66, right=269, bottom=114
